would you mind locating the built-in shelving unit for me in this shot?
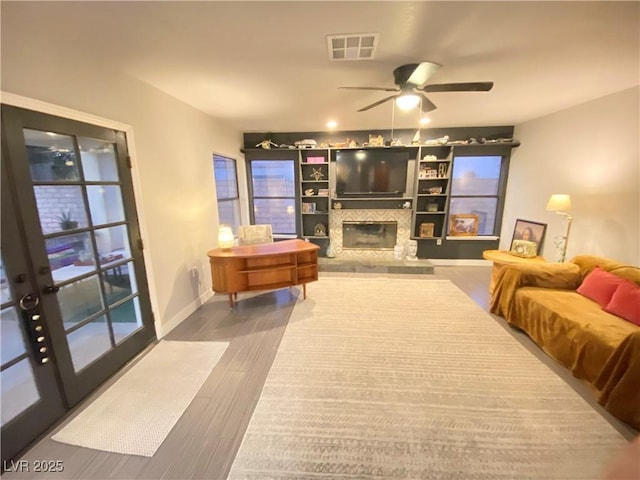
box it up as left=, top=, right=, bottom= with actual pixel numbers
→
left=243, top=127, right=520, bottom=259
left=299, top=149, right=330, bottom=250
left=413, top=146, right=452, bottom=240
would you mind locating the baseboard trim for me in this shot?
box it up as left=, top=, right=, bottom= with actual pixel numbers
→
left=156, top=290, right=215, bottom=338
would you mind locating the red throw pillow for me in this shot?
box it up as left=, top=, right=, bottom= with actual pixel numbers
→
left=576, top=267, right=626, bottom=307
left=604, top=281, right=640, bottom=326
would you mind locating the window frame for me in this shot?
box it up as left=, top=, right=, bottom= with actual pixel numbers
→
left=213, top=154, right=241, bottom=232
left=447, top=151, right=510, bottom=237
left=245, top=149, right=300, bottom=237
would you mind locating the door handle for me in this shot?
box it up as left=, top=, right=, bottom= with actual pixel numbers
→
left=43, top=284, right=60, bottom=294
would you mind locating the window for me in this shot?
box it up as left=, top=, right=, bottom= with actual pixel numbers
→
left=448, top=155, right=502, bottom=235
left=213, top=154, right=240, bottom=232
left=247, top=158, right=297, bottom=236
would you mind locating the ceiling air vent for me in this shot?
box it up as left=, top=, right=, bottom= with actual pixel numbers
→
left=327, top=33, right=379, bottom=61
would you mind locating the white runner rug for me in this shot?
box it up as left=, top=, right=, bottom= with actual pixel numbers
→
left=52, top=340, right=228, bottom=457
left=228, top=277, right=628, bottom=479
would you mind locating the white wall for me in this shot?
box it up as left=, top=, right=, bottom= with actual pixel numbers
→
left=503, top=87, right=639, bottom=265
left=1, top=50, right=243, bottom=336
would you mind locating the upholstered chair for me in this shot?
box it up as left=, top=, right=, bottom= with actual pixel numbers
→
left=237, top=224, right=274, bottom=245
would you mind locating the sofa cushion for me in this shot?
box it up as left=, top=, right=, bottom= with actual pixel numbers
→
left=604, top=281, right=640, bottom=326
left=576, top=267, right=626, bottom=307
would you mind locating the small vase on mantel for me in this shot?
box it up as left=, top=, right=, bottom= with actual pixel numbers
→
left=326, top=242, right=337, bottom=258
left=393, top=243, right=404, bottom=260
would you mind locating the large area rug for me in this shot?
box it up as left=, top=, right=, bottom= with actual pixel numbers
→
left=52, top=340, right=228, bottom=457
left=228, top=278, right=628, bottom=479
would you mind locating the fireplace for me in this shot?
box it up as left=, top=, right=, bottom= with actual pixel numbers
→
left=342, top=221, right=397, bottom=250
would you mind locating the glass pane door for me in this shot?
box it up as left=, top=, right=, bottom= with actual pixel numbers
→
left=1, top=105, right=156, bottom=461
left=25, top=130, right=145, bottom=373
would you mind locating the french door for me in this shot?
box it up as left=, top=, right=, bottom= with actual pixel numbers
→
left=1, top=105, right=156, bottom=463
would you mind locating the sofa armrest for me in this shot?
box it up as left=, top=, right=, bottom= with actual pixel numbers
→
left=490, top=262, right=582, bottom=318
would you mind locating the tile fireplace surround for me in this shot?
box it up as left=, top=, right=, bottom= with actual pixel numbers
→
left=329, top=209, right=412, bottom=259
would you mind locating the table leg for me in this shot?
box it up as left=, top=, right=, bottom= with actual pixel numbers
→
left=228, top=293, right=234, bottom=308
left=303, top=283, right=307, bottom=300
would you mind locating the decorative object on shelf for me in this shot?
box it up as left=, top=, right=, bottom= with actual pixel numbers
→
left=305, top=188, right=315, bottom=196
left=425, top=168, right=438, bottom=178
left=313, top=224, right=327, bottom=236
left=510, top=240, right=538, bottom=258
left=427, top=203, right=438, bottom=212
left=405, top=239, right=418, bottom=261
left=545, top=194, right=572, bottom=262
left=449, top=214, right=479, bottom=236
left=411, top=130, right=420, bottom=145
left=391, top=138, right=403, bottom=146
left=317, top=188, right=329, bottom=196
left=295, top=139, right=318, bottom=148
left=424, top=135, right=449, bottom=146
left=438, top=163, right=448, bottom=178
left=368, top=134, right=384, bottom=147
left=511, top=218, right=547, bottom=257
left=393, top=243, right=404, bottom=260
left=402, top=201, right=412, bottom=209
left=333, top=202, right=342, bottom=210
left=423, top=154, right=437, bottom=161
left=306, top=156, right=325, bottom=164
left=427, top=186, right=443, bottom=194
left=256, top=139, right=278, bottom=149
left=348, top=139, right=358, bottom=148
left=310, top=168, right=325, bottom=181
left=418, top=165, right=427, bottom=179
left=217, top=225, right=235, bottom=251
left=326, top=242, right=337, bottom=258
left=419, top=223, right=435, bottom=238
left=302, top=203, right=316, bottom=214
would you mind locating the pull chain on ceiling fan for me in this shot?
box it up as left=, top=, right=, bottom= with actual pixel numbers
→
left=339, top=61, right=493, bottom=112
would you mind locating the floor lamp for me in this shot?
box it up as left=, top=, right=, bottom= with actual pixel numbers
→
left=545, top=194, right=573, bottom=262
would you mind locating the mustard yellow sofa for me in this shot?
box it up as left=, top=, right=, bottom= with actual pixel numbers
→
left=490, top=255, right=640, bottom=429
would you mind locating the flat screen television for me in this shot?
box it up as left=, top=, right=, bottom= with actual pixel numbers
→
left=335, top=149, right=409, bottom=197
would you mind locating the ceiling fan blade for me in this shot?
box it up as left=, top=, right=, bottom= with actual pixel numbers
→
left=422, top=82, right=494, bottom=93
left=339, top=86, right=399, bottom=92
left=406, top=61, right=442, bottom=86
left=420, top=94, right=437, bottom=113
left=357, top=94, right=398, bottom=112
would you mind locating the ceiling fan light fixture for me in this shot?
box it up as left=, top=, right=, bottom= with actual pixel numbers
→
left=395, top=94, right=420, bottom=110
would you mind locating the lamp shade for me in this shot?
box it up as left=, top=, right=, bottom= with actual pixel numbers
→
left=395, top=94, right=420, bottom=110
left=546, top=194, right=572, bottom=213
left=218, top=225, right=235, bottom=250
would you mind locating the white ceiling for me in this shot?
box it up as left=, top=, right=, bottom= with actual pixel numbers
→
left=2, top=1, right=638, bottom=133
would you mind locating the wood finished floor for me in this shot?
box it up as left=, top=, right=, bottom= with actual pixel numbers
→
left=4, top=266, right=637, bottom=480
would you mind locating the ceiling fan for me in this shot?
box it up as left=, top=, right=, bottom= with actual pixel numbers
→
left=339, top=61, right=493, bottom=113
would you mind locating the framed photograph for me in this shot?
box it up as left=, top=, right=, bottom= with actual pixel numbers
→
left=449, top=214, right=479, bottom=236
left=511, top=219, right=547, bottom=255
left=419, top=222, right=435, bottom=238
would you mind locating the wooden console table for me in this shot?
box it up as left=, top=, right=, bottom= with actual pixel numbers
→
left=207, top=239, right=320, bottom=307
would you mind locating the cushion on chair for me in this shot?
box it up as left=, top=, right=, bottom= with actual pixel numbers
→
left=238, top=224, right=274, bottom=245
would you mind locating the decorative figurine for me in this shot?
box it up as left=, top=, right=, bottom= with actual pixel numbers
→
left=314, top=224, right=327, bottom=236
left=310, top=168, right=325, bottom=181
left=256, top=139, right=278, bottom=149
left=405, top=239, right=418, bottom=261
